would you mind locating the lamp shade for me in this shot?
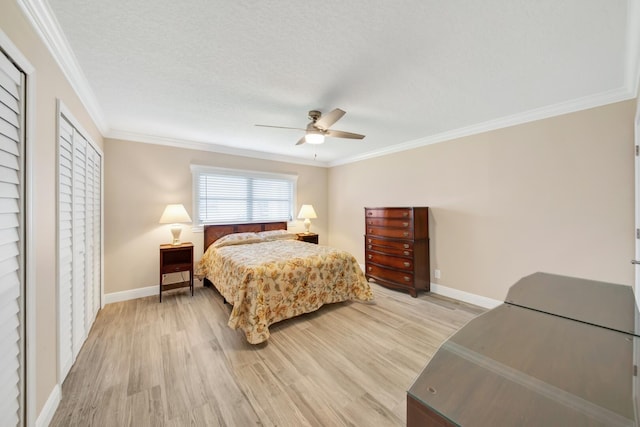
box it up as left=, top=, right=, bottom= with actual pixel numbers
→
left=297, top=204, right=317, bottom=219
left=159, top=204, right=192, bottom=224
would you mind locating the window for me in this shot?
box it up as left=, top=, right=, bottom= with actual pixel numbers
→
left=191, top=165, right=297, bottom=227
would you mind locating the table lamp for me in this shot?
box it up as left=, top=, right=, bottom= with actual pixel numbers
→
left=297, top=204, right=317, bottom=234
left=159, top=204, right=192, bottom=245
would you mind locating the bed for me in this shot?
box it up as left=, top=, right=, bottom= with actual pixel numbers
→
left=195, top=222, right=374, bottom=344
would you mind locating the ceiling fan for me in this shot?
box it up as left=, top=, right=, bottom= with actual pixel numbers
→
left=256, top=108, right=365, bottom=146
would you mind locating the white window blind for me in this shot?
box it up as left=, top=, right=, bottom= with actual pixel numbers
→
left=191, top=165, right=297, bottom=225
left=0, top=48, right=25, bottom=427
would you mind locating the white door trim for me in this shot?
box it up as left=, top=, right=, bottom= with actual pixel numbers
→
left=635, top=94, right=640, bottom=310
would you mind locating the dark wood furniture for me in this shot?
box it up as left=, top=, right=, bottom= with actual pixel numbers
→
left=159, top=242, right=194, bottom=302
left=202, top=222, right=288, bottom=289
left=407, top=272, right=640, bottom=426
left=364, top=207, right=429, bottom=297
left=297, top=232, right=318, bottom=244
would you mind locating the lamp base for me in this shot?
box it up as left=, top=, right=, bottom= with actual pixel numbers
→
left=303, top=218, right=311, bottom=234
left=170, top=224, right=182, bottom=245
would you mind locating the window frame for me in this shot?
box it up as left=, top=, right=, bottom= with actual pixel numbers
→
left=191, top=164, right=298, bottom=231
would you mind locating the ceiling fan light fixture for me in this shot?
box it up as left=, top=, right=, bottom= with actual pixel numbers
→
left=305, top=132, right=325, bottom=144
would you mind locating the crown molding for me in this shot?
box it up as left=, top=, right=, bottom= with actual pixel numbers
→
left=329, top=86, right=636, bottom=167
left=106, top=130, right=330, bottom=168
left=17, top=0, right=109, bottom=134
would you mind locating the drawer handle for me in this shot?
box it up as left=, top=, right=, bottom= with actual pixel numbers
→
left=368, top=266, right=372, bottom=271
left=368, top=254, right=373, bottom=259
left=403, top=232, right=409, bottom=237
left=403, top=244, right=410, bottom=249
left=368, top=221, right=373, bottom=225
left=404, top=276, right=411, bottom=282
left=368, top=229, right=373, bottom=233
left=402, top=222, right=409, bottom=227
left=367, top=212, right=373, bottom=216
left=402, top=212, right=408, bottom=217
left=368, top=245, right=372, bottom=249
left=404, top=262, right=410, bottom=267
left=403, top=251, right=410, bottom=256
left=368, top=239, right=372, bottom=243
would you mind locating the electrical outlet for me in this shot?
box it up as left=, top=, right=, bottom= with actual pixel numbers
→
left=434, top=269, right=441, bottom=279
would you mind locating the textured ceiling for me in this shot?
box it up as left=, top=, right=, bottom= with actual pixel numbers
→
left=44, top=0, right=637, bottom=166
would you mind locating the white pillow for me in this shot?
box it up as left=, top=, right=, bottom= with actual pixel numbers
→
left=211, top=232, right=264, bottom=248
left=257, top=229, right=297, bottom=241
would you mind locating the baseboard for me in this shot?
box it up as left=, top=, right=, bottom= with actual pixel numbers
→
left=104, top=285, right=157, bottom=305
left=430, top=283, right=502, bottom=309
left=36, top=384, right=60, bottom=427
left=360, top=262, right=502, bottom=309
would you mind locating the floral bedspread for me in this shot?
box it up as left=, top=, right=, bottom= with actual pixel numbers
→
left=195, top=239, right=373, bottom=344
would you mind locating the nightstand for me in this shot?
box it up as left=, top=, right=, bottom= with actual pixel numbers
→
left=159, top=242, right=194, bottom=302
left=297, top=232, right=319, bottom=244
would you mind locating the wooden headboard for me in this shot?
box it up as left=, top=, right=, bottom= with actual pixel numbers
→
left=203, top=222, right=288, bottom=251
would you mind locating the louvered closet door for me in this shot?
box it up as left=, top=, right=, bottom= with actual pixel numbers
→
left=0, top=50, right=25, bottom=426
left=71, top=132, right=86, bottom=358
left=58, top=117, right=74, bottom=378
left=58, top=110, right=102, bottom=383
left=90, top=146, right=101, bottom=316
left=84, top=143, right=101, bottom=329
left=85, top=142, right=94, bottom=330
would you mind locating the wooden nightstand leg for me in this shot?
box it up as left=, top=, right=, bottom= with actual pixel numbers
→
left=159, top=272, right=162, bottom=303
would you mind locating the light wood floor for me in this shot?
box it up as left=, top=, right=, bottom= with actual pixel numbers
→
left=50, top=282, right=484, bottom=426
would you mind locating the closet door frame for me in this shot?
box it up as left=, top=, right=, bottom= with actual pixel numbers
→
left=55, top=100, right=104, bottom=385
left=0, top=29, right=36, bottom=427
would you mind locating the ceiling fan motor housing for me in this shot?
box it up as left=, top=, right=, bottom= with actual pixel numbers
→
left=308, top=110, right=322, bottom=123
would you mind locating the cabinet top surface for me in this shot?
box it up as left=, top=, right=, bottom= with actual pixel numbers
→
left=506, top=272, right=639, bottom=337
left=160, top=242, right=193, bottom=250
left=408, top=273, right=640, bottom=426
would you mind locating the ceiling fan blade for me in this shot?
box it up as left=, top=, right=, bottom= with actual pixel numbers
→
left=255, top=124, right=307, bottom=131
left=326, top=129, right=365, bottom=140
left=315, top=108, right=346, bottom=130
left=295, top=136, right=306, bottom=146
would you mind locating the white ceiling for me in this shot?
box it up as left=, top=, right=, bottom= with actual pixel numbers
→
left=31, top=0, right=640, bottom=166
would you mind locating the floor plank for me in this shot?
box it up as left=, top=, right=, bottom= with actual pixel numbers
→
left=50, top=282, right=484, bottom=426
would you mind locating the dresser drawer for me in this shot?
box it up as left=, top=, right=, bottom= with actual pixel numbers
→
left=366, top=236, right=413, bottom=251
left=366, top=263, right=414, bottom=286
left=365, top=217, right=412, bottom=228
left=366, top=226, right=413, bottom=239
left=366, top=243, right=412, bottom=257
left=161, top=262, right=192, bottom=274
left=366, top=251, right=413, bottom=270
left=365, top=208, right=413, bottom=219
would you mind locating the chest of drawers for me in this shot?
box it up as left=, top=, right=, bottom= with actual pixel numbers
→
left=364, top=207, right=430, bottom=297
